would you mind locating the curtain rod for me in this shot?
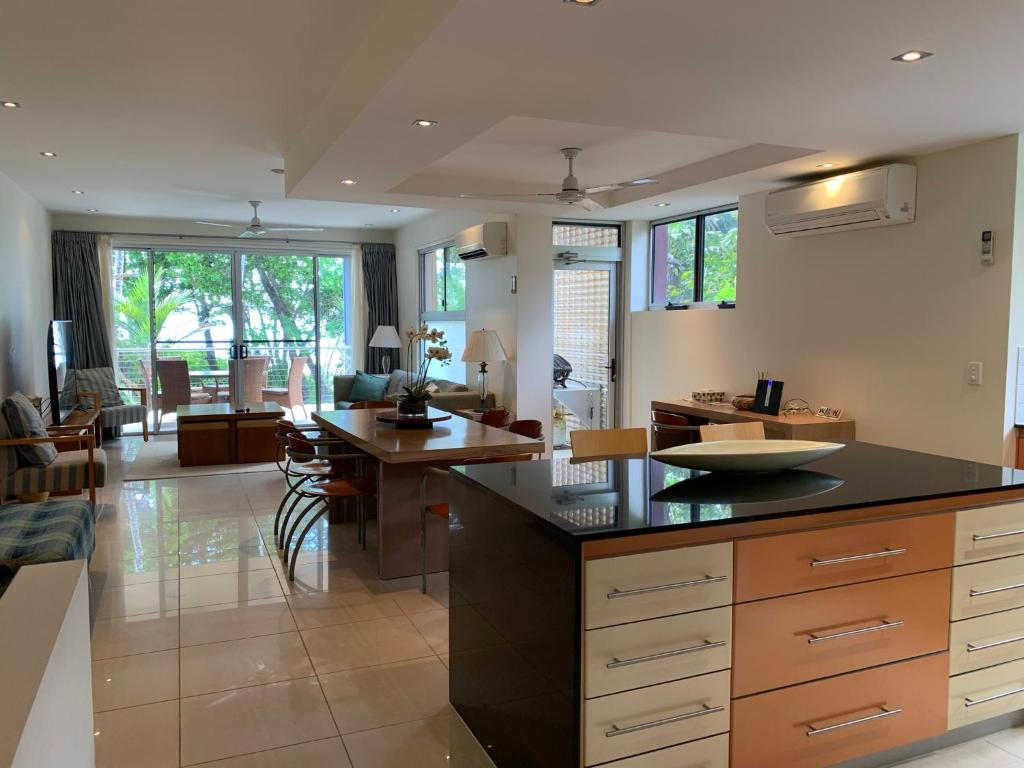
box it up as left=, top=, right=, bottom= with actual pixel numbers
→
left=63, top=229, right=371, bottom=247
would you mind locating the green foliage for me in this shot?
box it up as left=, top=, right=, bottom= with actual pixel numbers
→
left=664, top=219, right=696, bottom=304
left=663, top=210, right=738, bottom=304
left=113, top=267, right=185, bottom=347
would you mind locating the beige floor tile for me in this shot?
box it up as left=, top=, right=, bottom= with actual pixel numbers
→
left=178, top=546, right=273, bottom=580
left=180, top=632, right=314, bottom=696
left=342, top=714, right=492, bottom=768
left=987, top=728, right=1024, bottom=759
left=408, top=609, right=449, bottom=655
left=92, top=649, right=179, bottom=712
left=191, top=737, right=352, bottom=768
left=898, top=738, right=1024, bottom=767
left=320, top=657, right=451, bottom=734
left=287, top=590, right=403, bottom=630
left=180, top=597, right=296, bottom=646
left=92, top=611, right=180, bottom=659
left=94, top=580, right=180, bottom=620
left=301, top=616, right=435, bottom=674
left=94, top=699, right=179, bottom=768
left=151, top=475, right=253, bottom=515
left=439, top=654, right=450, bottom=669
left=178, top=569, right=283, bottom=609
left=179, top=678, right=337, bottom=766
left=179, top=516, right=265, bottom=556
left=390, top=588, right=450, bottom=615
left=90, top=554, right=180, bottom=588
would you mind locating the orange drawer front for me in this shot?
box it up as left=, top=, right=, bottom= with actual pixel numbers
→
left=731, top=653, right=948, bottom=768
left=735, top=513, right=954, bottom=602
left=732, top=569, right=950, bottom=697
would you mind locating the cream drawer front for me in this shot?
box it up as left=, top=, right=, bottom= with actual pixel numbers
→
left=585, top=543, right=732, bottom=630
left=950, top=607, right=1024, bottom=675
left=584, top=670, right=730, bottom=766
left=948, top=657, right=1024, bottom=729
left=599, top=732, right=728, bottom=768
left=956, top=502, right=1024, bottom=565
left=952, top=555, right=1024, bottom=620
left=586, top=607, right=731, bottom=699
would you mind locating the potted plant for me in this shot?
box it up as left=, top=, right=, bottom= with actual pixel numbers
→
left=399, top=324, right=453, bottom=416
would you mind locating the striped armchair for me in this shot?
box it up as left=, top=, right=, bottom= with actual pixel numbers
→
left=0, top=410, right=106, bottom=505
left=73, top=367, right=149, bottom=441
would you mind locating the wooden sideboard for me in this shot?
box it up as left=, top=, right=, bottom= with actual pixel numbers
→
left=652, top=398, right=856, bottom=441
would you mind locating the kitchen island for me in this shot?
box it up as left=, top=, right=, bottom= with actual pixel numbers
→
left=448, top=442, right=1024, bottom=768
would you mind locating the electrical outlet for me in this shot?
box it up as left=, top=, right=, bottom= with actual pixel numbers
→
left=967, top=361, right=983, bottom=386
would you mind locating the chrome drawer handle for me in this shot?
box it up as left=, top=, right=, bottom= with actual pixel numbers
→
left=965, top=686, right=1024, bottom=707
left=806, top=706, right=902, bottom=736
left=607, top=574, right=727, bottom=600
left=967, top=635, right=1024, bottom=652
left=810, top=547, right=907, bottom=567
left=607, top=639, right=727, bottom=669
left=605, top=703, right=723, bottom=738
left=808, top=619, right=903, bottom=644
left=973, top=529, right=1024, bottom=542
left=970, top=582, right=1024, bottom=597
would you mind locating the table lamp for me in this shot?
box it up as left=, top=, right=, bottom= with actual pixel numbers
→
left=369, top=325, right=402, bottom=374
left=462, top=329, right=507, bottom=410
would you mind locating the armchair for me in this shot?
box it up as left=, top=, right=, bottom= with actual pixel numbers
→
left=0, top=429, right=104, bottom=505
left=73, top=367, right=150, bottom=441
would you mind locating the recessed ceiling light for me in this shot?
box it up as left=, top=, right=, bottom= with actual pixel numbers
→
left=654, top=202, right=671, bottom=207
left=389, top=208, right=401, bottom=213
left=340, top=179, right=357, bottom=185
left=86, top=208, right=99, bottom=213
left=564, top=0, right=600, bottom=5
left=40, top=151, right=57, bottom=158
left=892, top=49, right=932, bottom=62
left=71, top=189, right=84, bottom=195
left=270, top=168, right=285, bottom=174
left=2, top=101, right=20, bottom=109
left=412, top=119, right=437, bottom=128
left=816, top=162, right=838, bottom=169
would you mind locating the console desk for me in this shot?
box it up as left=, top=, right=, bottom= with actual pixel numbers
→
left=652, top=398, right=856, bottom=441
left=449, top=443, right=1024, bottom=767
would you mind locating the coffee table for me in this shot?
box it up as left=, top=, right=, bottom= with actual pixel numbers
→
left=176, top=402, right=284, bottom=466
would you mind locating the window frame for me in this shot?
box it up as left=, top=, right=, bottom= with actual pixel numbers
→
left=649, top=204, right=738, bottom=310
left=418, top=241, right=466, bottom=322
left=552, top=220, right=622, bottom=248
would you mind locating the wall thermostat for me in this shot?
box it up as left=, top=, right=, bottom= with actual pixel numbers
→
left=982, top=230, right=994, bottom=265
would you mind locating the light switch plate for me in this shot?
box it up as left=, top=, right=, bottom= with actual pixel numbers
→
left=967, top=361, right=983, bottom=386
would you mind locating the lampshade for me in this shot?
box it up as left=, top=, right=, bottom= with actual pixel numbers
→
left=462, top=329, right=508, bottom=363
left=368, top=325, right=402, bottom=348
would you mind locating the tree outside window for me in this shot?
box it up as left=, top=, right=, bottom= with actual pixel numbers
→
left=651, top=208, right=738, bottom=307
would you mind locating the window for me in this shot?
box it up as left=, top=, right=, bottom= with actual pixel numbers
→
left=552, top=222, right=621, bottom=248
left=651, top=207, right=738, bottom=307
left=419, top=243, right=466, bottom=383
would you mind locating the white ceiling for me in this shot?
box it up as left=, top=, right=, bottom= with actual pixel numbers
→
left=3, top=0, right=1024, bottom=226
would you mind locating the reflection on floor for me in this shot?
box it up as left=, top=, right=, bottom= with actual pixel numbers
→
left=89, top=437, right=490, bottom=768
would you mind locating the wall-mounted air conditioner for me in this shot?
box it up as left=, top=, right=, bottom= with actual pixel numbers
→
left=456, top=221, right=508, bottom=260
left=765, top=164, right=917, bottom=236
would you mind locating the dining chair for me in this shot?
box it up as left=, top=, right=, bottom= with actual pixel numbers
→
left=650, top=409, right=701, bottom=450
left=154, top=359, right=211, bottom=432
left=480, top=408, right=511, bottom=429
left=569, top=427, right=648, bottom=460
left=241, top=356, right=270, bottom=404
left=699, top=422, right=766, bottom=442
left=262, top=356, right=309, bottom=419
left=348, top=400, right=395, bottom=410
left=509, top=419, right=543, bottom=440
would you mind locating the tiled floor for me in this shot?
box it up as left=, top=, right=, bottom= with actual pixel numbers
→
left=89, top=437, right=491, bottom=768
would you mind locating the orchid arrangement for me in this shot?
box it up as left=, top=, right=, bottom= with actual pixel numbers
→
left=399, top=324, right=453, bottom=412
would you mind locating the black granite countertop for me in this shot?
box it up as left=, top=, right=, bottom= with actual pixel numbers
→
left=451, top=441, right=1024, bottom=541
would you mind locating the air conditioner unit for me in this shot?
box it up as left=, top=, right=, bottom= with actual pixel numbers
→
left=765, top=164, right=917, bottom=236
left=456, top=221, right=507, bottom=260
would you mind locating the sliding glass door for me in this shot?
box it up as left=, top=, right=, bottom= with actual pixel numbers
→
left=112, top=245, right=352, bottom=433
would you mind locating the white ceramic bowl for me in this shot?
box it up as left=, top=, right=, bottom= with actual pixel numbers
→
left=651, top=439, right=845, bottom=474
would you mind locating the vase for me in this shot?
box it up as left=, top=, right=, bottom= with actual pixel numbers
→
left=398, top=399, right=428, bottom=417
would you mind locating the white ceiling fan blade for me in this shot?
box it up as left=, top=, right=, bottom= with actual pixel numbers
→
left=195, top=221, right=236, bottom=228
left=625, top=178, right=659, bottom=187
left=576, top=198, right=605, bottom=212
left=266, top=227, right=325, bottom=232
left=238, top=229, right=264, bottom=238
left=584, top=184, right=622, bottom=194
left=459, top=192, right=557, bottom=199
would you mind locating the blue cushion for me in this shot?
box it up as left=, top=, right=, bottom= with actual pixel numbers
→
left=2, top=393, right=56, bottom=468
left=0, top=500, right=95, bottom=576
left=348, top=371, right=389, bottom=402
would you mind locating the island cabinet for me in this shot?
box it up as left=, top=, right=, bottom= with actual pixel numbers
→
left=448, top=444, right=1024, bottom=768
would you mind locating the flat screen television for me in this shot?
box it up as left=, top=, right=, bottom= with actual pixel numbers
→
left=47, top=320, right=76, bottom=425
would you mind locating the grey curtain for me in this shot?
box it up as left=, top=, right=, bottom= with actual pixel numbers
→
left=52, top=231, right=113, bottom=369
left=361, top=243, right=398, bottom=374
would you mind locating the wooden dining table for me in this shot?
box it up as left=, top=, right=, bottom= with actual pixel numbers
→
left=312, top=406, right=544, bottom=579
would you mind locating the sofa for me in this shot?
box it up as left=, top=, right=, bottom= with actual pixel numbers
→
left=333, top=370, right=495, bottom=413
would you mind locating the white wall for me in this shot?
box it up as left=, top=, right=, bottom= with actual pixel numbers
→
left=0, top=171, right=52, bottom=398
left=629, top=136, right=1022, bottom=465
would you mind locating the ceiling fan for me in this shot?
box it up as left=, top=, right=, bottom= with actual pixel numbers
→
left=459, top=147, right=657, bottom=211
left=196, top=201, right=324, bottom=238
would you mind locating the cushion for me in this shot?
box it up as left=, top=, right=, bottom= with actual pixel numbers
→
left=73, top=367, right=124, bottom=408
left=0, top=412, right=17, bottom=480
left=0, top=499, right=95, bottom=575
left=449, top=384, right=470, bottom=393
left=2, top=449, right=107, bottom=497
left=348, top=371, right=389, bottom=402
left=2, top=393, right=56, bottom=468
left=386, top=369, right=411, bottom=396
left=99, top=404, right=146, bottom=428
